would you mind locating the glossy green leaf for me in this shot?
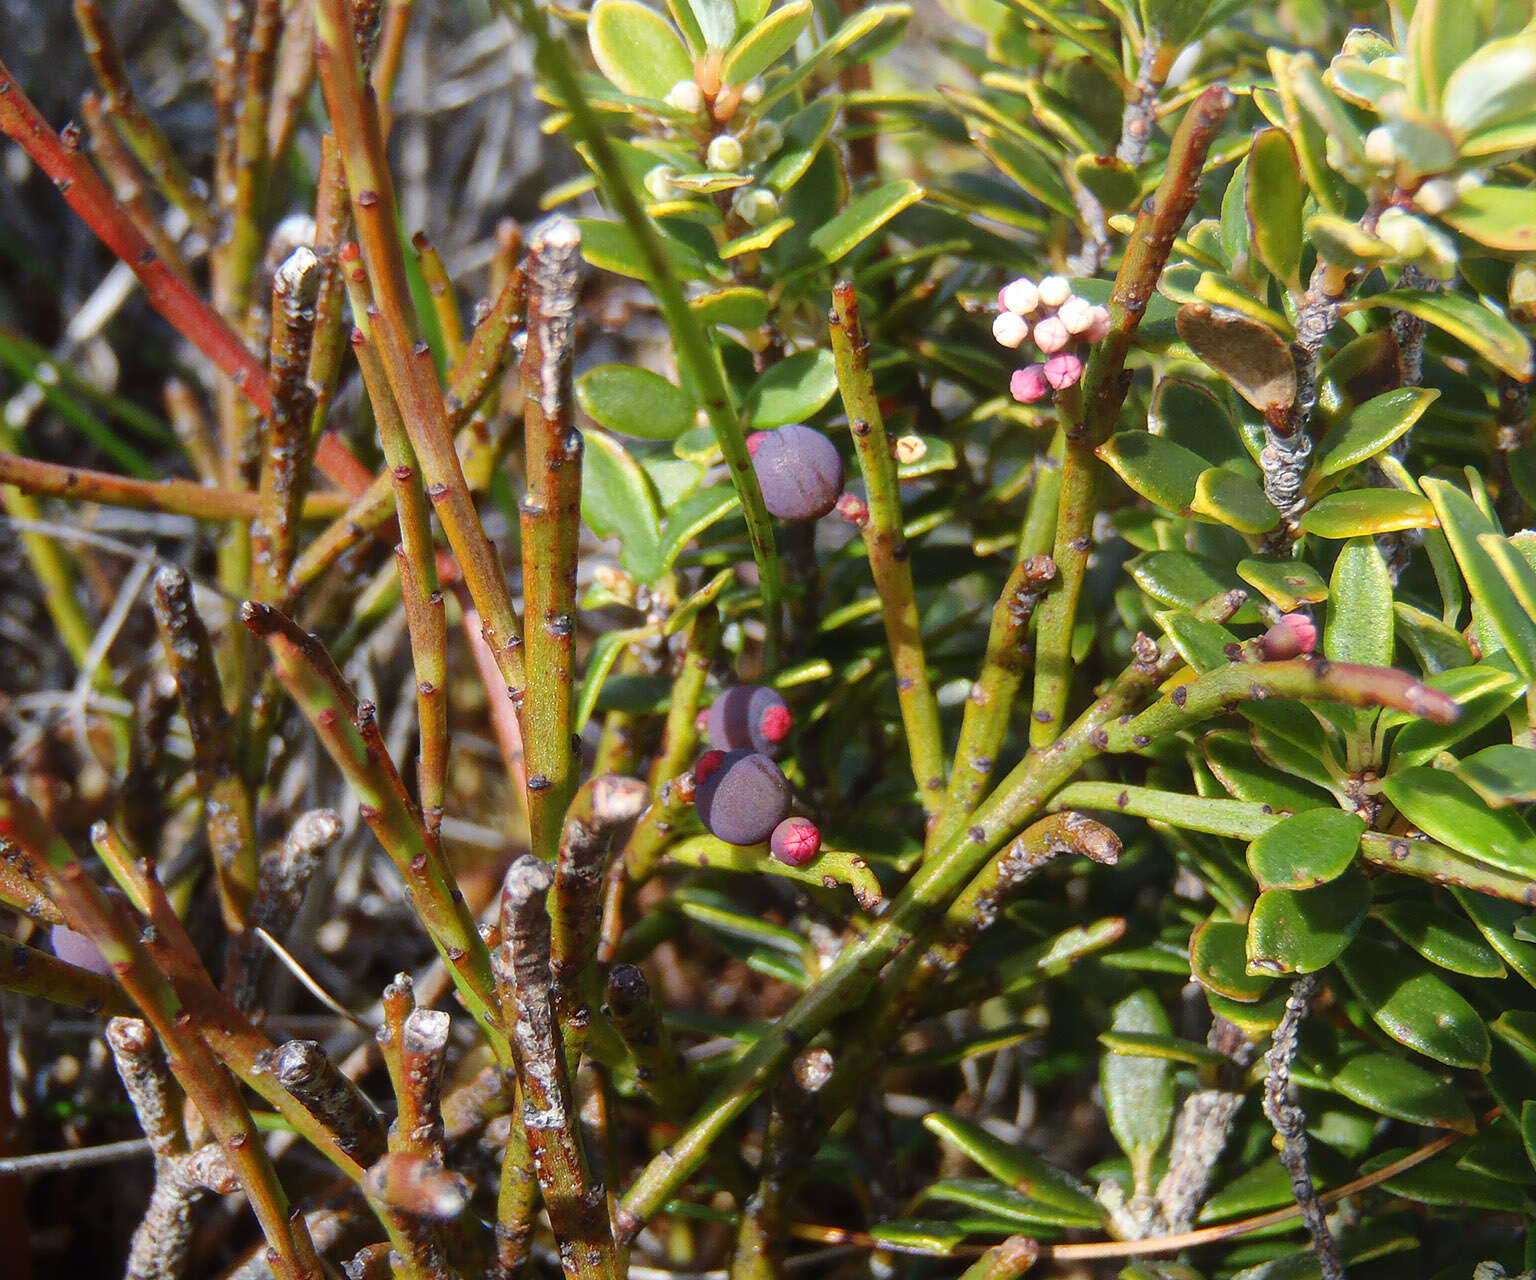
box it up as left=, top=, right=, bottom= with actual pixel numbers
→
left=1247, top=809, right=1366, bottom=891
left=660, top=485, right=740, bottom=567
left=1374, top=900, right=1506, bottom=978
left=1205, top=985, right=1290, bottom=1036
left=1375, top=1151, right=1526, bottom=1212
left=1453, top=890, right=1536, bottom=990
left=1326, top=537, right=1393, bottom=668
left=1439, top=185, right=1536, bottom=253
left=1129, top=551, right=1255, bottom=619
left=1151, top=377, right=1251, bottom=471
left=761, top=99, right=838, bottom=194
left=1154, top=609, right=1238, bottom=672
left=866, top=1220, right=964, bottom=1254
left=1441, top=31, right=1536, bottom=141
left=689, top=285, right=770, bottom=330
left=576, top=365, right=696, bottom=441
left=719, top=216, right=795, bottom=258
left=1247, top=871, right=1370, bottom=974
left=923, top=1113, right=1105, bottom=1220
left=1393, top=602, right=1475, bottom=674
left=1245, top=128, right=1304, bottom=288
left=1456, top=744, right=1536, bottom=807
left=1073, top=154, right=1141, bottom=211
left=1298, top=489, right=1438, bottom=538
left=1191, top=467, right=1280, bottom=533
left=1203, top=730, right=1332, bottom=813
left=721, top=0, right=811, bottom=85
left=1102, top=989, right=1175, bottom=1190
left=1138, top=0, right=1221, bottom=48
left=1405, top=0, right=1478, bottom=112
left=588, top=0, right=694, bottom=98
left=1097, top=432, right=1209, bottom=512
left=802, top=180, right=923, bottom=268
left=1096, top=1030, right=1227, bottom=1067
left=1235, top=559, right=1328, bottom=612
left=1335, top=935, right=1491, bottom=1069
left=1191, top=919, right=1273, bottom=1002
left=1313, top=388, right=1439, bottom=479
left=582, top=429, right=665, bottom=581
left=1355, top=291, right=1533, bottom=380
left=1325, top=1050, right=1476, bottom=1131
left=918, top=1177, right=1104, bottom=1230
left=1383, top=766, right=1536, bottom=879
left=577, top=218, right=714, bottom=282
left=1316, top=329, right=1405, bottom=421
left=1175, top=303, right=1296, bottom=416
left=743, top=348, right=838, bottom=428
left=574, top=627, right=648, bottom=732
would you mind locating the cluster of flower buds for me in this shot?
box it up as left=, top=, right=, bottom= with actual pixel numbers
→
left=992, top=275, right=1111, bottom=404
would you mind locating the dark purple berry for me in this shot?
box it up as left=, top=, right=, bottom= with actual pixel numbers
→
left=707, top=685, right=793, bottom=757
left=695, top=749, right=791, bottom=846
left=750, top=423, right=844, bottom=521
left=770, top=817, right=821, bottom=866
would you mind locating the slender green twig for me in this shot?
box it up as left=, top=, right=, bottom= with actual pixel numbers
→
left=493, top=0, right=783, bottom=661
left=932, top=553, right=1057, bottom=847
left=413, top=230, right=465, bottom=363
left=520, top=216, right=585, bottom=862
left=829, top=282, right=946, bottom=836
left=604, top=964, right=698, bottom=1120
left=1029, top=84, right=1235, bottom=747
left=306, top=135, right=353, bottom=445
left=959, top=1237, right=1041, bottom=1280
left=151, top=567, right=257, bottom=929
left=495, top=857, right=620, bottom=1280
left=0, top=939, right=133, bottom=1014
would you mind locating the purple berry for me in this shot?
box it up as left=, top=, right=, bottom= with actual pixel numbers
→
left=749, top=424, right=844, bottom=521
left=707, top=685, right=793, bottom=757
left=770, top=818, right=821, bottom=866
left=695, top=749, right=791, bottom=846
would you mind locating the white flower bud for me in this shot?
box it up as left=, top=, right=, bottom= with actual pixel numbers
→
left=1033, top=315, right=1070, bottom=354
left=740, top=79, right=765, bottom=105
left=644, top=165, right=681, bottom=202
left=999, top=277, right=1039, bottom=316
left=1057, top=296, right=1095, bottom=335
left=706, top=133, right=745, bottom=172
left=1364, top=126, right=1397, bottom=170
left=1376, top=207, right=1428, bottom=259
left=744, top=119, right=784, bottom=163
left=992, top=311, right=1029, bottom=348
left=1037, top=275, right=1072, bottom=309
left=1420, top=223, right=1460, bottom=280
left=1456, top=170, right=1484, bottom=194
left=731, top=187, right=780, bottom=226
left=1413, top=178, right=1457, bottom=215
left=665, top=80, right=706, bottom=113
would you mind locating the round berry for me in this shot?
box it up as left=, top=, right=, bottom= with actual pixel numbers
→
left=695, top=750, right=791, bottom=846
left=750, top=424, right=845, bottom=521
left=770, top=817, right=821, bottom=866
left=708, top=684, right=793, bottom=756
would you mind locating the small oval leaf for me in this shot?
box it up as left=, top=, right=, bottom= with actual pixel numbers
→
left=577, top=365, right=697, bottom=440
left=1247, top=809, right=1366, bottom=891
left=588, top=0, right=695, bottom=99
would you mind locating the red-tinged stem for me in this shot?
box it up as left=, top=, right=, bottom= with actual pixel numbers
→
left=1029, top=84, right=1235, bottom=748
left=413, top=230, right=465, bottom=363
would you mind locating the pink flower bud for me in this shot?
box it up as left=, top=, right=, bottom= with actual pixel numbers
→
left=1057, top=296, right=1095, bottom=335
left=1084, top=305, right=1111, bottom=344
left=1043, top=351, right=1084, bottom=390
left=1037, top=275, right=1072, bottom=309
left=835, top=492, right=869, bottom=526
left=992, top=311, right=1029, bottom=349
left=1260, top=613, right=1318, bottom=660
left=1010, top=364, right=1050, bottom=403
left=999, top=277, right=1039, bottom=316
left=1033, top=316, right=1070, bottom=354
left=770, top=817, right=822, bottom=867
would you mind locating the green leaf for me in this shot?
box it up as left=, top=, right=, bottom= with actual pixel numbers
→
left=743, top=348, right=839, bottom=428
left=1073, top=154, right=1141, bottom=212
left=865, top=1220, right=963, bottom=1255
left=1326, top=537, right=1393, bottom=668
left=1312, top=388, right=1439, bottom=479
left=1298, top=489, right=1438, bottom=538
left=1245, top=128, right=1304, bottom=289
left=1375, top=1150, right=1526, bottom=1212
left=801, top=179, right=924, bottom=268
left=1405, top=0, right=1480, bottom=112
left=1102, top=989, right=1175, bottom=1192
left=761, top=99, right=838, bottom=195
left=1388, top=661, right=1523, bottom=764
left=582, top=429, right=665, bottom=582
left=1138, top=0, right=1217, bottom=47
left=574, top=627, right=648, bottom=732
left=660, top=485, right=740, bottom=567
left=689, top=286, right=770, bottom=330
left=1453, top=890, right=1536, bottom=990
left=1205, top=985, right=1290, bottom=1036
left=1305, top=212, right=1395, bottom=271
left=1097, top=432, right=1209, bottom=512
left=922, top=1113, right=1106, bottom=1221
left=1237, top=558, right=1329, bottom=611
left=1175, top=304, right=1296, bottom=415
left=1441, top=31, right=1536, bottom=141
left=1190, top=918, right=1273, bottom=1002
left=1151, top=377, right=1252, bottom=471
left=1190, top=467, right=1280, bottom=533
left=1456, top=743, right=1536, bottom=807
left=721, top=0, right=811, bottom=85
left=1154, top=609, right=1239, bottom=672
left=577, top=218, right=715, bottom=283
left=1374, top=900, right=1507, bottom=978
left=918, top=1177, right=1105, bottom=1230
left=1247, top=871, right=1371, bottom=975
left=1438, top=185, right=1536, bottom=253
left=1129, top=551, right=1256, bottom=619
left=1382, top=767, right=1536, bottom=880
left=1335, top=935, right=1491, bottom=1069
left=1204, top=730, right=1333, bottom=813
left=1393, top=602, right=1475, bottom=674
left=1096, top=1030, right=1227, bottom=1068
left=576, top=365, right=697, bottom=441
left=719, top=216, right=795, bottom=259
left=1247, top=809, right=1366, bottom=891
left=1325, top=1050, right=1475, bottom=1132
left=588, top=0, right=694, bottom=99
left=1353, top=291, right=1533, bottom=380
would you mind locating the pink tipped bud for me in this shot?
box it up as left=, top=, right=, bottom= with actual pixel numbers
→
left=695, top=709, right=710, bottom=733
left=770, top=817, right=822, bottom=867
left=1057, top=296, right=1095, bottom=335
left=1010, top=364, right=1050, bottom=403
left=746, top=431, right=768, bottom=456
left=759, top=703, right=793, bottom=744
left=1043, top=351, right=1084, bottom=390
left=992, top=311, right=1029, bottom=349
left=835, top=492, right=869, bottom=526
left=1037, top=275, right=1072, bottom=309
left=1033, top=316, right=1070, bottom=354
left=999, top=277, right=1039, bottom=316
left=1260, top=612, right=1318, bottom=660
left=1084, top=305, right=1112, bottom=343
left=695, top=749, right=726, bottom=788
